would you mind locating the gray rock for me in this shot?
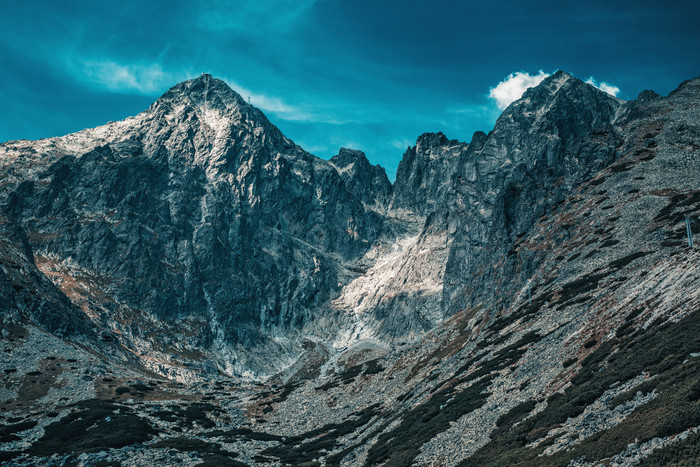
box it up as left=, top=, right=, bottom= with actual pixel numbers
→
left=329, top=148, right=392, bottom=209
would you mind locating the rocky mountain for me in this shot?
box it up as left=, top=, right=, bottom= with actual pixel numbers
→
left=1, top=74, right=393, bottom=378
left=2, top=71, right=700, bottom=466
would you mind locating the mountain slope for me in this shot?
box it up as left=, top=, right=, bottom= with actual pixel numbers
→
left=240, top=73, right=700, bottom=466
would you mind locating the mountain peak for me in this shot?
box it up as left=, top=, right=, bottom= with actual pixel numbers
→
left=196, top=72, right=214, bottom=81
left=329, top=148, right=392, bottom=207
left=153, top=74, right=247, bottom=113
left=500, top=70, right=621, bottom=130
left=669, top=75, right=700, bottom=98
left=551, top=69, right=575, bottom=80
left=519, top=70, right=586, bottom=103
left=331, top=147, right=369, bottom=166
left=144, top=73, right=289, bottom=146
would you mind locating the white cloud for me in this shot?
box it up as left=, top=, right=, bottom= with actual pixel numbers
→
left=75, top=60, right=189, bottom=94
left=488, top=71, right=550, bottom=109
left=58, top=53, right=349, bottom=125
left=585, top=77, right=621, bottom=97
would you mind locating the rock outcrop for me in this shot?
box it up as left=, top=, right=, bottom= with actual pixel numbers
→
left=329, top=148, right=392, bottom=209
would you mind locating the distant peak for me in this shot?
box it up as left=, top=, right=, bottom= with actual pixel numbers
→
left=469, top=131, right=488, bottom=146
left=551, top=69, right=574, bottom=80
left=536, top=70, right=583, bottom=93
left=637, top=89, right=661, bottom=102
left=191, top=73, right=232, bottom=90
left=330, top=148, right=370, bottom=169
left=512, top=70, right=618, bottom=111
left=669, top=75, right=700, bottom=98
left=338, top=147, right=366, bottom=158
left=416, top=132, right=453, bottom=149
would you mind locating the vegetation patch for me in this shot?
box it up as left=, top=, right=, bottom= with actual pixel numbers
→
left=610, top=161, right=635, bottom=173
left=0, top=420, right=37, bottom=443
left=151, top=437, right=245, bottom=466
left=27, top=399, right=155, bottom=457
left=583, top=338, right=597, bottom=349
left=608, top=251, right=649, bottom=270
left=366, top=332, right=541, bottom=466
left=636, top=429, right=700, bottom=466
left=366, top=377, right=492, bottom=466
left=484, top=293, right=552, bottom=341
left=563, top=357, right=577, bottom=368
left=151, top=408, right=179, bottom=422
left=130, top=382, right=155, bottom=393
left=206, top=426, right=283, bottom=442
left=317, top=360, right=385, bottom=390
left=654, top=190, right=700, bottom=224
left=566, top=252, right=581, bottom=262
left=462, top=308, right=700, bottom=466
left=406, top=308, right=480, bottom=381
left=255, top=404, right=381, bottom=466
left=168, top=402, right=219, bottom=428
left=555, top=271, right=609, bottom=307
left=615, top=306, right=645, bottom=338
left=495, top=400, right=538, bottom=429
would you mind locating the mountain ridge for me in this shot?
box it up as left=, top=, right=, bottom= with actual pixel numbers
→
left=2, top=70, right=700, bottom=466
left=0, top=70, right=649, bottom=379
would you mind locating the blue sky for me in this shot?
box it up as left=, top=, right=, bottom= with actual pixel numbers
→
left=1, top=1, right=699, bottom=179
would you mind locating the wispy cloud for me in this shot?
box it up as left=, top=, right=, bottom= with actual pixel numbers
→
left=72, top=60, right=190, bottom=94
left=585, top=77, right=621, bottom=97
left=488, top=71, right=550, bottom=109
left=59, top=54, right=337, bottom=124
left=222, top=78, right=348, bottom=123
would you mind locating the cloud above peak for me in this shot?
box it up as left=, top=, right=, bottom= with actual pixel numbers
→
left=585, top=77, right=621, bottom=97
left=488, top=71, right=622, bottom=109
left=488, top=70, right=550, bottom=109
left=75, top=60, right=187, bottom=94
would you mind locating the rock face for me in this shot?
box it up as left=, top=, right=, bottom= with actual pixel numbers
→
left=442, top=70, right=622, bottom=313
left=0, top=210, right=88, bottom=337
left=391, top=132, right=467, bottom=216
left=0, top=71, right=642, bottom=377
